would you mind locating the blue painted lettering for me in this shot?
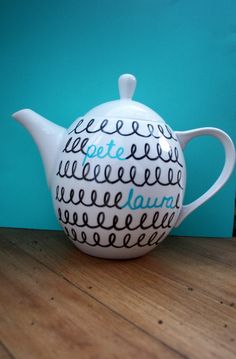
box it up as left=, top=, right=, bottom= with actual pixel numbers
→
left=82, top=139, right=126, bottom=165
left=121, top=188, right=176, bottom=210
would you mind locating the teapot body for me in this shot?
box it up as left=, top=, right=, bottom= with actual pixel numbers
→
left=51, top=116, right=186, bottom=259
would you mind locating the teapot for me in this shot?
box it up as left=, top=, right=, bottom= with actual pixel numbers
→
left=13, top=74, right=236, bottom=259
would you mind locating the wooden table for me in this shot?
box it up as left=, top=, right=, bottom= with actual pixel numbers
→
left=0, top=228, right=235, bottom=359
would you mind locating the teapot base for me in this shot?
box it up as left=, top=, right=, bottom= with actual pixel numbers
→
left=70, top=239, right=162, bottom=260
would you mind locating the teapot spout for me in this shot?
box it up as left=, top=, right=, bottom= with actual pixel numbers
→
left=12, top=109, right=66, bottom=188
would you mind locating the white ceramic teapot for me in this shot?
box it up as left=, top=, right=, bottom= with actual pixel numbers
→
left=13, top=74, right=235, bottom=259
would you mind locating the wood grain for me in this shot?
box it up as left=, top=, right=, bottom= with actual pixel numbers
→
left=0, top=228, right=235, bottom=359
left=0, top=341, right=15, bottom=359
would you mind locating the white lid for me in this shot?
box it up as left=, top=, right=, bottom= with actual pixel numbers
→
left=84, top=74, right=165, bottom=123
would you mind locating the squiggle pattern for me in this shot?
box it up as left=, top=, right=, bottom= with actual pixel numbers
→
left=56, top=161, right=183, bottom=188
left=58, top=209, right=176, bottom=231
left=62, top=136, right=183, bottom=167
left=55, top=118, right=183, bottom=251
left=64, top=226, right=166, bottom=248
left=68, top=118, right=178, bottom=141
left=55, top=185, right=181, bottom=210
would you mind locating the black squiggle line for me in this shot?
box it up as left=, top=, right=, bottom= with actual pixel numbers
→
left=55, top=185, right=181, bottom=210
left=125, top=143, right=183, bottom=167
left=56, top=161, right=183, bottom=189
left=58, top=209, right=176, bottom=231
left=56, top=186, right=123, bottom=208
left=64, top=226, right=166, bottom=248
left=68, top=119, right=177, bottom=141
left=158, top=124, right=177, bottom=141
left=63, top=136, right=89, bottom=154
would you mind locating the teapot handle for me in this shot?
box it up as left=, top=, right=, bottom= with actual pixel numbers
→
left=174, top=127, right=235, bottom=227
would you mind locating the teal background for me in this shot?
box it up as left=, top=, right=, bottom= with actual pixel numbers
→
left=1, top=0, right=235, bottom=237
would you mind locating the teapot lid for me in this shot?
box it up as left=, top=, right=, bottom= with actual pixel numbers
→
left=84, top=74, right=165, bottom=123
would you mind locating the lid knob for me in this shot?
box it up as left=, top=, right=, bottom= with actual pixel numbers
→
left=118, top=74, right=136, bottom=100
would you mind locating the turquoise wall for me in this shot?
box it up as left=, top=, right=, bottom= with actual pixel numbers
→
left=1, top=0, right=235, bottom=237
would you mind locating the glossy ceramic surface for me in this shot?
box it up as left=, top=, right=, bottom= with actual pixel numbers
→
left=52, top=116, right=186, bottom=258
